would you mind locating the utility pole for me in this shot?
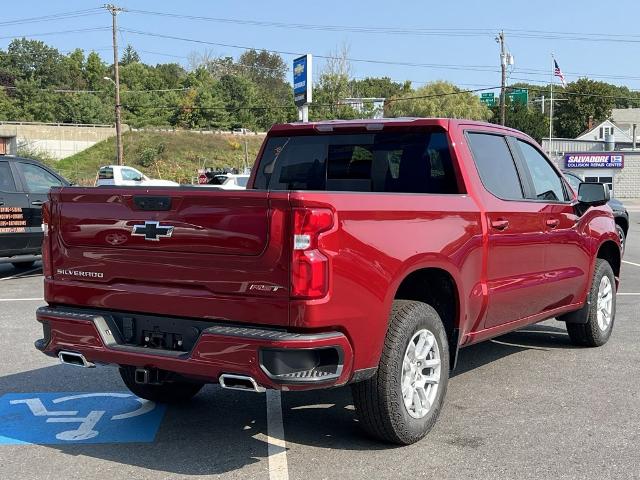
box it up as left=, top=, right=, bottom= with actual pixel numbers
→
left=497, top=30, right=507, bottom=126
left=104, top=4, right=124, bottom=165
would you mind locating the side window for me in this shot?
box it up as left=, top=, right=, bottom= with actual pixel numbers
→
left=0, top=162, right=17, bottom=192
left=15, top=162, right=62, bottom=194
left=121, top=168, right=142, bottom=181
left=98, top=167, right=114, bottom=180
left=467, top=133, right=523, bottom=200
left=517, top=140, right=568, bottom=202
left=564, top=172, right=581, bottom=193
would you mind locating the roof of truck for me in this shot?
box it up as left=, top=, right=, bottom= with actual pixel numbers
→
left=268, top=118, right=530, bottom=139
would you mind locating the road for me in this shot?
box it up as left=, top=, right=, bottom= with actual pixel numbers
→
left=0, top=213, right=638, bottom=480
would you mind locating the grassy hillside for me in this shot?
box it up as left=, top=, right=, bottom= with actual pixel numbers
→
left=52, top=131, right=266, bottom=185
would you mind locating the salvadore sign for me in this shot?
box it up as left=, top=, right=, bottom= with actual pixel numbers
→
left=565, top=153, right=624, bottom=169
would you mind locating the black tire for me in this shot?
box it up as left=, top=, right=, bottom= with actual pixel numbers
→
left=565, top=259, right=616, bottom=347
left=119, top=367, right=204, bottom=403
left=11, top=261, right=35, bottom=269
left=615, top=224, right=626, bottom=255
left=351, top=300, right=449, bottom=445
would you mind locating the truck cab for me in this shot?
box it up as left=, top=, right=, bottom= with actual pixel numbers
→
left=96, top=165, right=179, bottom=187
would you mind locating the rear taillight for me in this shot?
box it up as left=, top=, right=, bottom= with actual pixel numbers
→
left=291, top=208, right=334, bottom=299
left=41, top=201, right=52, bottom=278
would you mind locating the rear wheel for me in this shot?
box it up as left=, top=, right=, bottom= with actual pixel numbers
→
left=351, top=300, right=449, bottom=445
left=566, top=259, right=616, bottom=347
left=119, top=367, right=204, bottom=403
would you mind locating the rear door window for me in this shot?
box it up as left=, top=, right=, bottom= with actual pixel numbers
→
left=0, top=162, right=17, bottom=192
left=15, top=162, right=62, bottom=194
left=254, top=131, right=461, bottom=194
left=467, top=133, right=524, bottom=200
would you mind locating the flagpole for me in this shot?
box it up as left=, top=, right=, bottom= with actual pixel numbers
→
left=548, top=54, right=554, bottom=156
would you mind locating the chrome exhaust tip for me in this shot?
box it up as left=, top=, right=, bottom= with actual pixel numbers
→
left=219, top=374, right=265, bottom=393
left=58, top=351, right=95, bottom=368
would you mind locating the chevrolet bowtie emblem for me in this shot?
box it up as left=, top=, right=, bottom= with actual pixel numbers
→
left=131, top=221, right=174, bottom=241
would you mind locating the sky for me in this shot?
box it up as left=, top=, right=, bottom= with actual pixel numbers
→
left=1, top=0, right=640, bottom=95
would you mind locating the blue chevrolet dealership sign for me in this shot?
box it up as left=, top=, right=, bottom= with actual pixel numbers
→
left=565, top=153, right=624, bottom=169
left=293, top=54, right=312, bottom=107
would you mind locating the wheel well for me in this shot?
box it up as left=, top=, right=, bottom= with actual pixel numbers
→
left=395, top=268, right=459, bottom=368
left=614, top=216, right=628, bottom=235
left=597, top=240, right=621, bottom=278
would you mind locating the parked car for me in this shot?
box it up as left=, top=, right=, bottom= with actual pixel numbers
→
left=36, top=119, right=621, bottom=445
left=563, top=170, right=629, bottom=252
left=218, top=174, right=249, bottom=190
left=0, top=156, right=69, bottom=268
left=96, top=165, right=179, bottom=187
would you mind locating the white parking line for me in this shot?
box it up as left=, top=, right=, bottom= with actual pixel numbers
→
left=622, top=260, right=640, bottom=268
left=266, top=390, right=289, bottom=480
left=0, top=298, right=44, bottom=302
left=0, top=267, right=42, bottom=281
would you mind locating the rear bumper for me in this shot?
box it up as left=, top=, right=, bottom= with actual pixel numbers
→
left=35, top=306, right=354, bottom=391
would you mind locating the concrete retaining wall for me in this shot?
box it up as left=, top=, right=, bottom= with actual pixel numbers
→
left=0, top=122, right=117, bottom=160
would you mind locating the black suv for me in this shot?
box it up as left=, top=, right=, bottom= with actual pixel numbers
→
left=0, top=156, right=69, bottom=268
left=563, top=170, right=629, bottom=253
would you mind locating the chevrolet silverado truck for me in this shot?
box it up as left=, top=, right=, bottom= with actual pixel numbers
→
left=35, top=118, right=621, bottom=445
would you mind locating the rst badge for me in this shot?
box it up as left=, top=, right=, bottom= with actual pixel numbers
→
left=131, top=221, right=174, bottom=241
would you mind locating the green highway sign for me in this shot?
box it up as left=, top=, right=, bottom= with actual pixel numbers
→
left=480, top=92, right=496, bottom=107
left=507, top=88, right=528, bottom=105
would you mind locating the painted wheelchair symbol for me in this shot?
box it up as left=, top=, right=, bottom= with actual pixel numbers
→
left=9, top=393, right=156, bottom=441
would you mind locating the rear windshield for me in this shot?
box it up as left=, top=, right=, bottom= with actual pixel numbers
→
left=253, top=131, right=461, bottom=194
left=98, top=167, right=114, bottom=180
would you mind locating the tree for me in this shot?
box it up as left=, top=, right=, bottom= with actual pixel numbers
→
left=57, top=93, right=111, bottom=124
left=554, top=78, right=618, bottom=138
left=85, top=51, right=107, bottom=91
left=0, top=89, right=18, bottom=120
left=5, top=38, right=63, bottom=84
left=386, top=81, right=492, bottom=120
left=349, top=77, right=411, bottom=100
left=214, top=74, right=259, bottom=129
left=121, top=44, right=140, bottom=66
left=312, top=44, right=359, bottom=120
left=490, top=100, right=548, bottom=143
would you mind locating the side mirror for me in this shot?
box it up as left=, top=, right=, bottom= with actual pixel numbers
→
left=577, top=182, right=610, bottom=207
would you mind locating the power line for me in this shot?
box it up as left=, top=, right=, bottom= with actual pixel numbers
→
left=0, top=9, right=103, bottom=28
left=121, top=29, right=502, bottom=73
left=126, top=9, right=640, bottom=44
left=0, top=27, right=110, bottom=41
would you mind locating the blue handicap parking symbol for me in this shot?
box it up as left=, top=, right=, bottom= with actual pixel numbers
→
left=0, top=392, right=166, bottom=445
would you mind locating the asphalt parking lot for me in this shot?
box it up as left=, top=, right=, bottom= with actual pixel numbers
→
left=0, top=213, right=638, bottom=480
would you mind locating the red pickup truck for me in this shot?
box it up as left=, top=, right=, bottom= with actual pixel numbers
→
left=36, top=118, right=621, bottom=444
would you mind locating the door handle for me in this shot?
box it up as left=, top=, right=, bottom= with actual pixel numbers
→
left=546, top=218, right=560, bottom=229
left=490, top=219, right=509, bottom=231
left=0, top=201, right=4, bottom=206
left=31, top=200, right=44, bottom=206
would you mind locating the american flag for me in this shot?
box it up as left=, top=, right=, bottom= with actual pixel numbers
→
left=554, top=60, right=567, bottom=87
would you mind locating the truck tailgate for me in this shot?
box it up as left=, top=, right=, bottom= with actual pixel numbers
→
left=46, top=187, right=291, bottom=326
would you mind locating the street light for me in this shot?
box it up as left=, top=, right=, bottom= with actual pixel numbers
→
left=103, top=76, right=123, bottom=165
